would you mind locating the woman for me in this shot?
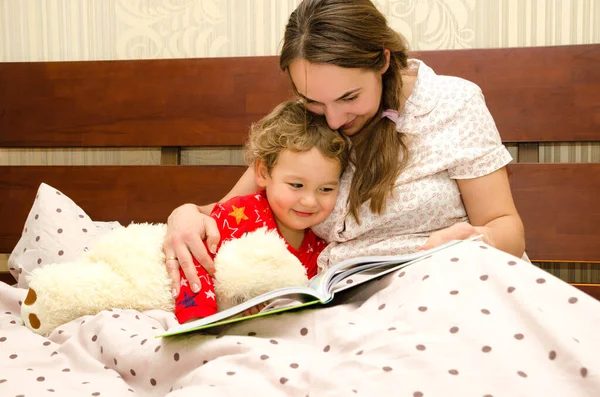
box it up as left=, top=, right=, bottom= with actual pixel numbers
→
left=164, top=0, right=524, bottom=297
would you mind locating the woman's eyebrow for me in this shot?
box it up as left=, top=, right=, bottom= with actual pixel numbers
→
left=298, top=88, right=361, bottom=104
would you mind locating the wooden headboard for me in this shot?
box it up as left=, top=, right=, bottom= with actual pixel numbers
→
left=1, top=44, right=599, bottom=298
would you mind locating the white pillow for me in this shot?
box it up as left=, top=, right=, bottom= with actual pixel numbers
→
left=7, top=183, right=121, bottom=288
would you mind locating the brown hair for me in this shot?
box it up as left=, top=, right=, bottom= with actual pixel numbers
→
left=245, top=100, right=349, bottom=176
left=280, top=0, right=410, bottom=222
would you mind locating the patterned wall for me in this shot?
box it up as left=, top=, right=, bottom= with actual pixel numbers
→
left=1, top=0, right=599, bottom=61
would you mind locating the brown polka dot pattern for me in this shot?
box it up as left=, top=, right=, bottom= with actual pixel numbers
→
left=581, top=368, right=588, bottom=378
left=5, top=209, right=598, bottom=396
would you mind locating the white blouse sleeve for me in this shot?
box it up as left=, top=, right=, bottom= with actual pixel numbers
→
left=447, top=90, right=513, bottom=179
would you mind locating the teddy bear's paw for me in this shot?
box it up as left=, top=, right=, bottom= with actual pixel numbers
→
left=214, top=227, right=309, bottom=310
left=22, top=288, right=42, bottom=331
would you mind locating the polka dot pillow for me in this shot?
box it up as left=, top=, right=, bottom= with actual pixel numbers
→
left=7, top=183, right=121, bottom=289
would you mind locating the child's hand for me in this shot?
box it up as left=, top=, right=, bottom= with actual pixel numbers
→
left=242, top=303, right=267, bottom=317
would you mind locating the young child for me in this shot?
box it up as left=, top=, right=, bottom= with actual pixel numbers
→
left=174, top=101, right=349, bottom=323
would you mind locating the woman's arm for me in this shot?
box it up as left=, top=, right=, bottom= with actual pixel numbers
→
left=421, top=167, right=525, bottom=257
left=196, top=167, right=260, bottom=215
left=163, top=167, right=260, bottom=297
left=459, top=167, right=525, bottom=257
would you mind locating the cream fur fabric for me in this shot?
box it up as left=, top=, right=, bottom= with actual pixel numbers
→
left=21, top=223, right=309, bottom=336
left=214, top=227, right=309, bottom=310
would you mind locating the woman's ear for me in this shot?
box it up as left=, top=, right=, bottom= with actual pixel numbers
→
left=255, top=160, right=269, bottom=188
left=380, top=49, right=391, bottom=75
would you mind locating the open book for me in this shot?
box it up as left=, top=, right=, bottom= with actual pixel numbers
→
left=158, top=238, right=475, bottom=337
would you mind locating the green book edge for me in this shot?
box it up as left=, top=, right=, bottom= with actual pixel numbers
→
left=157, top=299, right=322, bottom=338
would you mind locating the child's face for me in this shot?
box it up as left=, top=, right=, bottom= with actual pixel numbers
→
left=256, top=147, right=341, bottom=234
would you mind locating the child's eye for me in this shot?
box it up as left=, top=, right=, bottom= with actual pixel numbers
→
left=288, top=183, right=303, bottom=189
left=320, top=187, right=335, bottom=193
left=343, top=96, right=358, bottom=102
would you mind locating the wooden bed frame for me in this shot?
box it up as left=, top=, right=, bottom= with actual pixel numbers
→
left=1, top=44, right=599, bottom=298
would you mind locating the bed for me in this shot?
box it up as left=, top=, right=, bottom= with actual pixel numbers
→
left=1, top=44, right=599, bottom=396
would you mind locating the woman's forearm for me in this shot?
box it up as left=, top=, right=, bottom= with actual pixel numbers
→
left=476, top=214, right=525, bottom=258
left=197, top=167, right=259, bottom=215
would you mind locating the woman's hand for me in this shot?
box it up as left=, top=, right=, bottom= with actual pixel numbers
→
left=163, top=203, right=221, bottom=298
left=242, top=303, right=267, bottom=317
left=420, top=222, right=490, bottom=251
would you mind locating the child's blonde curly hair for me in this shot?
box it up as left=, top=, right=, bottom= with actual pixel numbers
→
left=244, top=100, right=349, bottom=175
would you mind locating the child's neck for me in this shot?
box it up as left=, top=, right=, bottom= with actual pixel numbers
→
left=274, top=218, right=306, bottom=250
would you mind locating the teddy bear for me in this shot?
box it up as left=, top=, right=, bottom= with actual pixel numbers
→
left=20, top=223, right=309, bottom=336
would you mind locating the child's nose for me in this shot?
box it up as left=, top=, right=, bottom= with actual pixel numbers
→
left=300, top=194, right=317, bottom=207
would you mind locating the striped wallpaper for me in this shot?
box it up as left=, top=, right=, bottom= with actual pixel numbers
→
left=1, top=0, right=598, bottom=62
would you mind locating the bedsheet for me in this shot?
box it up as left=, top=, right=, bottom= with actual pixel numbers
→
left=1, top=241, right=599, bottom=397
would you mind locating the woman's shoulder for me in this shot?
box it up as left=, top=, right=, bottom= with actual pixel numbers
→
left=409, top=58, right=482, bottom=105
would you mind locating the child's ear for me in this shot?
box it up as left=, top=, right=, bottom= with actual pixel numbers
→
left=254, top=160, right=269, bottom=188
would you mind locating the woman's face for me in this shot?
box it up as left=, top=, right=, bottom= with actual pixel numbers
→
left=288, top=59, right=385, bottom=137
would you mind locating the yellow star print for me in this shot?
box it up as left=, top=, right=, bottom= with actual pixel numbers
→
left=229, top=205, right=249, bottom=225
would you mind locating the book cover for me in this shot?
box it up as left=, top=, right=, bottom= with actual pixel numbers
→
left=158, top=238, right=472, bottom=337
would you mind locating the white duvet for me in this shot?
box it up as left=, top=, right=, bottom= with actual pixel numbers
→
left=1, top=241, right=598, bottom=397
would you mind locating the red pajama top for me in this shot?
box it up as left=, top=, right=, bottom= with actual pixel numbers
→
left=175, top=190, right=327, bottom=323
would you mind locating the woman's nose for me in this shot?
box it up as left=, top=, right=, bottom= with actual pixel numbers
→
left=325, top=108, right=347, bottom=130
